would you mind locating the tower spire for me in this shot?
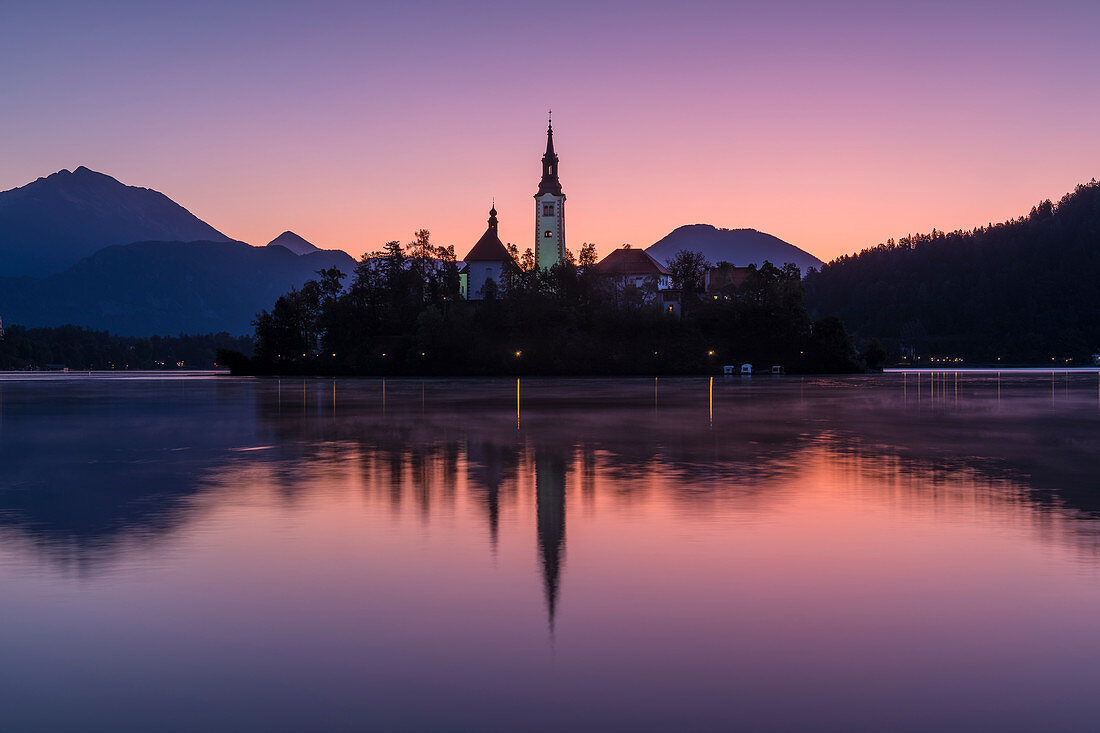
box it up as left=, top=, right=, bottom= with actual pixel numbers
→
left=537, top=113, right=561, bottom=197
left=545, top=111, right=555, bottom=158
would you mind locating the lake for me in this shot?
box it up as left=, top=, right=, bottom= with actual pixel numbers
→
left=1, top=372, right=1099, bottom=732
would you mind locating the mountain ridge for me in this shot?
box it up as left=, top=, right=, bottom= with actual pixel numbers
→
left=0, top=240, right=356, bottom=336
left=646, top=224, right=823, bottom=274
left=0, top=166, right=232, bottom=277
left=267, top=230, right=320, bottom=255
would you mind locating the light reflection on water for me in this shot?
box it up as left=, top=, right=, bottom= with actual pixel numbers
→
left=1, top=373, right=1099, bottom=732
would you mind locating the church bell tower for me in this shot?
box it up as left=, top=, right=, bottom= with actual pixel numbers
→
left=534, top=115, right=565, bottom=270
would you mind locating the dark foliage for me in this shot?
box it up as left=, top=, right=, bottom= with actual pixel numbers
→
left=0, top=325, right=252, bottom=370
left=246, top=233, right=860, bottom=376
left=805, top=180, right=1100, bottom=363
left=666, top=249, right=710, bottom=294
left=860, top=338, right=887, bottom=371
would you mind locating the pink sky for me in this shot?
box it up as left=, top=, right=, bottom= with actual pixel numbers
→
left=2, top=1, right=1098, bottom=263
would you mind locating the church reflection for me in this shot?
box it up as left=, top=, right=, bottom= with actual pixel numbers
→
left=463, top=436, right=567, bottom=626
left=465, top=440, right=520, bottom=550
left=3, top=374, right=1100, bottom=619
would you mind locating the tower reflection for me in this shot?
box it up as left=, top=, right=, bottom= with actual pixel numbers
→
left=2, top=374, right=1100, bottom=617
left=534, top=444, right=566, bottom=629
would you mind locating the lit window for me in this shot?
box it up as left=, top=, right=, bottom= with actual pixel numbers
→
left=544, top=230, right=553, bottom=238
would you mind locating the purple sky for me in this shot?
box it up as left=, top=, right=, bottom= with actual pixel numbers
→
left=2, top=0, right=1098, bottom=262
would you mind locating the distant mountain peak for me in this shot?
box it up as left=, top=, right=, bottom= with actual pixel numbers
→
left=266, top=230, right=320, bottom=255
left=647, top=224, right=823, bottom=274
left=0, top=167, right=232, bottom=277
left=47, top=166, right=114, bottom=182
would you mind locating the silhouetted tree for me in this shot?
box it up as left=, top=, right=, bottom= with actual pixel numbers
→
left=666, top=249, right=709, bottom=294
left=578, top=242, right=598, bottom=268
left=861, top=338, right=887, bottom=370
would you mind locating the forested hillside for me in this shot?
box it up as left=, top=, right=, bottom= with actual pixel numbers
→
left=804, top=180, right=1100, bottom=362
left=0, top=326, right=252, bottom=370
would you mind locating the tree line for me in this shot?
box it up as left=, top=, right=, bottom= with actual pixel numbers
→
left=236, top=232, right=861, bottom=375
left=0, top=325, right=252, bottom=370
left=804, top=180, right=1100, bottom=364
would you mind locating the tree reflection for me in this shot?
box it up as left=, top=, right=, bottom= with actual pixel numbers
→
left=2, top=374, right=1100, bottom=611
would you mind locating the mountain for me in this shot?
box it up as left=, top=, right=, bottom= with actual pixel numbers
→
left=267, top=230, right=320, bottom=255
left=0, top=166, right=232, bottom=277
left=0, top=240, right=356, bottom=336
left=804, top=180, right=1100, bottom=362
left=647, top=225, right=823, bottom=274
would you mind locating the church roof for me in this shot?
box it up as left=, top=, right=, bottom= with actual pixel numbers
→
left=464, top=231, right=511, bottom=262
left=463, top=206, right=514, bottom=262
left=593, top=247, right=670, bottom=276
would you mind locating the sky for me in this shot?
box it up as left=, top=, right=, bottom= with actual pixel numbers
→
left=2, top=0, right=1098, bottom=263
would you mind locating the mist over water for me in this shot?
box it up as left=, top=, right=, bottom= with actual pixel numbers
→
left=1, top=373, right=1099, bottom=732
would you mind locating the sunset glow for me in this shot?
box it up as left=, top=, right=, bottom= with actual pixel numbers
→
left=4, top=1, right=1098, bottom=262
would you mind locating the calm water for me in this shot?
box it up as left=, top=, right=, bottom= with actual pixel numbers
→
left=1, top=372, right=1099, bottom=732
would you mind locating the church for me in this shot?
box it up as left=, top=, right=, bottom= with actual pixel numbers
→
left=460, top=117, right=566, bottom=300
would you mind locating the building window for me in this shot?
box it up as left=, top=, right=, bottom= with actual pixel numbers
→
left=542, top=203, right=554, bottom=217
left=544, top=230, right=553, bottom=238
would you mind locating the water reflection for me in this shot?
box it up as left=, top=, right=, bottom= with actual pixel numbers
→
left=4, top=375, right=1098, bottom=590
left=534, top=442, right=566, bottom=628
left=2, top=373, right=1100, bottom=729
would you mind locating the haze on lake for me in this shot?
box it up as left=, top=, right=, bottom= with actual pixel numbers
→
left=1, top=373, right=1099, bottom=731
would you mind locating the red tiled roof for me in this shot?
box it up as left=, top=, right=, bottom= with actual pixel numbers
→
left=706, top=266, right=751, bottom=292
left=593, top=247, right=670, bottom=276
left=464, top=228, right=513, bottom=262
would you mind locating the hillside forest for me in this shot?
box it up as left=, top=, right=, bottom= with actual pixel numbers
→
left=805, top=180, right=1100, bottom=363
